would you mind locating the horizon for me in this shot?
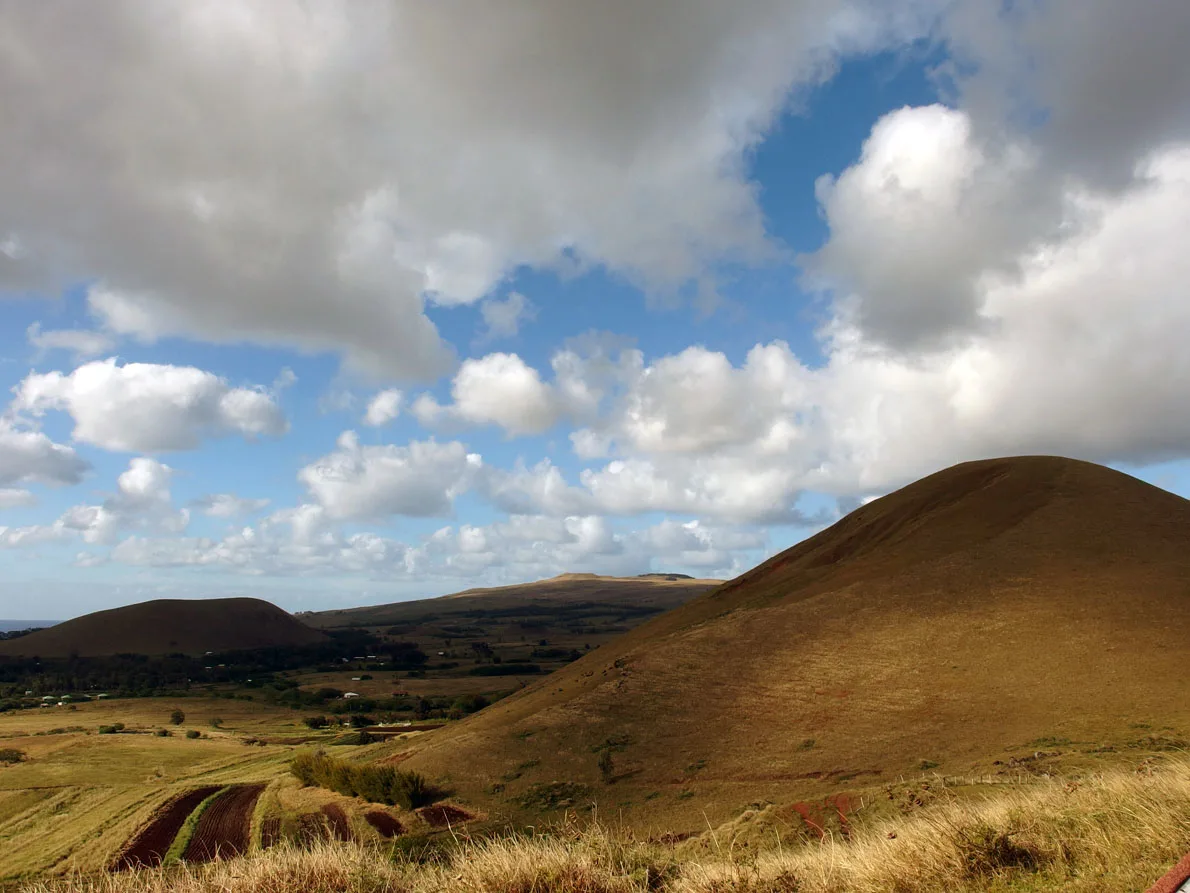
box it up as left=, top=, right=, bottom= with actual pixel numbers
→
left=3, top=2, right=1190, bottom=620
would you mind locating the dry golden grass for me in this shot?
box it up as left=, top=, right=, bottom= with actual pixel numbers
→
left=22, top=756, right=1190, bottom=893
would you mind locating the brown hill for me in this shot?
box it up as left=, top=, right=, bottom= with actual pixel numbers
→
left=305, top=573, right=722, bottom=630
left=400, top=456, right=1190, bottom=828
left=0, top=597, right=328, bottom=657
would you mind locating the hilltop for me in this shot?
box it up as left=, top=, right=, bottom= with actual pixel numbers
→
left=0, top=597, right=328, bottom=658
left=400, top=456, right=1190, bottom=827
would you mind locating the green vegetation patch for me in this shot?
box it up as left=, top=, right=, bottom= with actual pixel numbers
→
left=290, top=750, right=437, bottom=809
left=514, top=781, right=593, bottom=811
left=0, top=747, right=26, bottom=764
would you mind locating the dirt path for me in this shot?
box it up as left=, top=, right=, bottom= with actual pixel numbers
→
left=184, top=784, right=266, bottom=863
left=320, top=803, right=353, bottom=841
left=364, top=810, right=403, bottom=838
left=110, top=786, right=222, bottom=871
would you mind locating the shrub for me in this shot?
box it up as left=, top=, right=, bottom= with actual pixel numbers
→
left=289, top=750, right=438, bottom=809
left=598, top=748, right=615, bottom=783
left=185, top=730, right=201, bottom=739
left=303, top=715, right=330, bottom=730
left=0, top=748, right=26, bottom=764
left=169, top=708, right=185, bottom=725
left=156, top=728, right=171, bottom=737
left=97, top=722, right=125, bottom=735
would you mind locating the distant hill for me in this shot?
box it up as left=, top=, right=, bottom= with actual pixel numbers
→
left=0, top=597, right=328, bottom=658
left=402, top=456, right=1190, bottom=827
left=0, top=620, right=57, bottom=633
left=304, top=573, right=723, bottom=629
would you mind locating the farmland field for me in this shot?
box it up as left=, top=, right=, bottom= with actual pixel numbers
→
left=183, top=784, right=266, bottom=863
left=0, top=698, right=309, bottom=881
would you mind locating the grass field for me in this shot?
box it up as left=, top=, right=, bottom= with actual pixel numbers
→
left=0, top=698, right=311, bottom=880
left=19, top=754, right=1190, bottom=892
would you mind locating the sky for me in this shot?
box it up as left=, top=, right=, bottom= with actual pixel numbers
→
left=2, top=1, right=1190, bottom=620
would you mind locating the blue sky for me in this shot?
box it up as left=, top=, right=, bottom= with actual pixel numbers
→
left=2, top=2, right=1189, bottom=620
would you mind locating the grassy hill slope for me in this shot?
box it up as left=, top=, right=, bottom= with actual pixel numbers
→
left=0, top=597, right=328, bottom=657
left=399, top=456, right=1190, bottom=827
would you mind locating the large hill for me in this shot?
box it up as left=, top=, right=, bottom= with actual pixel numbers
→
left=304, top=572, right=722, bottom=630
left=400, top=456, right=1190, bottom=827
left=0, top=597, right=328, bottom=658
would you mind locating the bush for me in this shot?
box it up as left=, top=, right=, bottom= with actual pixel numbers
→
left=169, top=708, right=185, bottom=725
left=97, top=722, right=125, bottom=735
left=156, top=728, right=171, bottom=737
left=289, top=750, right=437, bottom=809
left=0, top=748, right=26, bottom=764
left=185, top=729, right=201, bottom=739
left=303, top=715, right=330, bottom=729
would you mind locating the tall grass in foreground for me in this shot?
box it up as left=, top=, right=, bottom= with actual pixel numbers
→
left=26, top=759, right=1190, bottom=893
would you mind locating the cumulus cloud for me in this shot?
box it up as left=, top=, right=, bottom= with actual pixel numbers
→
left=13, top=359, right=287, bottom=452
left=478, top=291, right=535, bottom=341
left=363, top=389, right=402, bottom=427
left=100, top=507, right=764, bottom=582
left=941, top=0, right=1190, bottom=187
left=806, top=105, right=1050, bottom=348
left=0, top=457, right=186, bottom=549
left=193, top=493, right=271, bottom=518
left=26, top=323, right=116, bottom=360
left=0, top=1, right=936, bottom=376
left=478, top=125, right=1190, bottom=512
left=413, top=353, right=560, bottom=436
left=0, top=419, right=88, bottom=488
left=0, top=489, right=35, bottom=510
left=298, top=431, right=482, bottom=520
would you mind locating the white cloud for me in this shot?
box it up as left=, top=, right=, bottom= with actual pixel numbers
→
left=0, top=419, right=88, bottom=488
left=414, top=353, right=560, bottom=436
left=0, top=457, right=186, bottom=549
left=0, top=2, right=936, bottom=376
left=478, top=292, right=535, bottom=341
left=193, top=493, right=271, bottom=518
left=0, top=489, right=35, bottom=510
left=272, top=367, right=298, bottom=391
left=26, top=322, right=116, bottom=360
left=13, top=359, right=288, bottom=452
left=806, top=105, right=1049, bottom=348
left=298, top=431, right=482, bottom=520
left=480, top=129, right=1190, bottom=512
left=363, top=389, right=402, bottom=427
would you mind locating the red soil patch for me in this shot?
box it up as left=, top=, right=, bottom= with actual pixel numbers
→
left=1148, top=850, right=1190, bottom=893
left=110, top=786, right=222, bottom=871
left=260, top=815, right=282, bottom=849
left=365, top=810, right=404, bottom=838
left=297, top=812, right=329, bottom=844
left=786, top=793, right=857, bottom=841
left=416, top=804, right=475, bottom=828
left=320, top=803, right=353, bottom=841
left=184, top=783, right=266, bottom=863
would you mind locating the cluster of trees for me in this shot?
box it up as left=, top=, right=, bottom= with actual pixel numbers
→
left=0, top=628, right=45, bottom=641
left=0, top=634, right=428, bottom=700
left=290, top=750, right=436, bottom=808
